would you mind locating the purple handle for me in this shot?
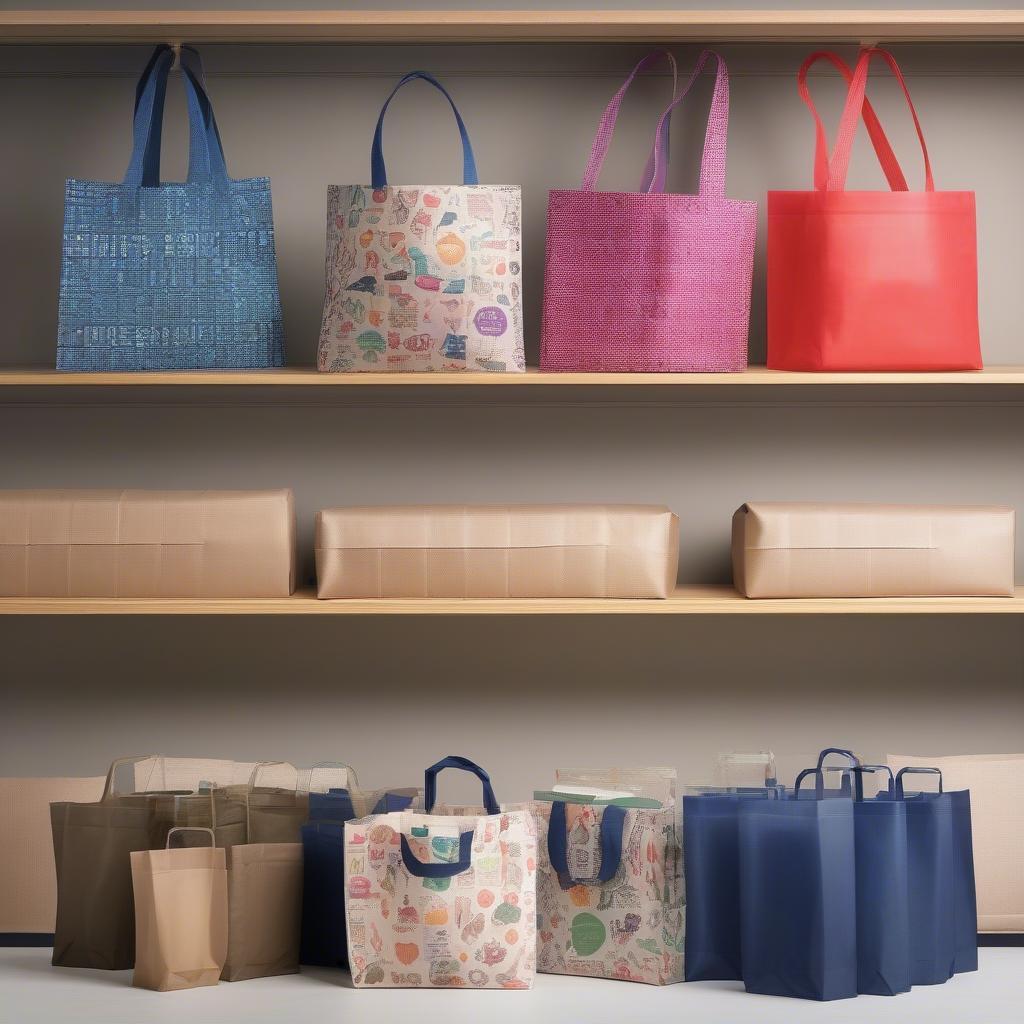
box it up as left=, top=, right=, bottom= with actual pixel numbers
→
left=649, top=49, right=730, bottom=197
left=581, top=50, right=678, bottom=193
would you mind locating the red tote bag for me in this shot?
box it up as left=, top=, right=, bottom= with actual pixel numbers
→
left=768, top=48, right=981, bottom=371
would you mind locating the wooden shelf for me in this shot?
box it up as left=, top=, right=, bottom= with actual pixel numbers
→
left=2, top=9, right=1024, bottom=44
left=0, top=586, right=1020, bottom=616
left=2, top=367, right=1022, bottom=388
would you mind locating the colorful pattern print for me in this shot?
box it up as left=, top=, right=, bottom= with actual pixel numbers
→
left=532, top=801, right=684, bottom=986
left=318, top=184, right=525, bottom=373
left=344, top=809, right=536, bottom=988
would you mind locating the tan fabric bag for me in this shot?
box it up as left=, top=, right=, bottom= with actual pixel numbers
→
left=131, top=828, right=228, bottom=992
left=222, top=843, right=303, bottom=981
left=0, top=776, right=104, bottom=934
left=51, top=757, right=183, bottom=969
left=316, top=504, right=680, bottom=599
left=888, top=752, right=1024, bottom=932
left=733, top=502, right=1014, bottom=598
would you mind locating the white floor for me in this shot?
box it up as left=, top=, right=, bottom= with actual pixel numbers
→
left=0, top=947, right=1020, bottom=1024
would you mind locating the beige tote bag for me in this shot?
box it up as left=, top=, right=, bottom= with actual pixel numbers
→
left=130, top=827, right=228, bottom=992
left=222, top=843, right=303, bottom=981
left=889, top=752, right=1024, bottom=932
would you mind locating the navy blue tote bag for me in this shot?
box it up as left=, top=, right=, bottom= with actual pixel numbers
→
left=300, top=782, right=416, bottom=967
left=684, top=792, right=755, bottom=981
left=738, top=750, right=858, bottom=1001
left=57, top=44, right=285, bottom=370
left=891, top=767, right=958, bottom=985
left=848, top=766, right=911, bottom=996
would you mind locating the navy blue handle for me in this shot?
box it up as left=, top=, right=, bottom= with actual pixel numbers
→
left=795, top=764, right=864, bottom=801
left=895, top=766, right=944, bottom=799
left=547, top=802, right=626, bottom=885
left=370, top=71, right=478, bottom=189
left=124, top=44, right=228, bottom=187
left=400, top=829, right=474, bottom=878
left=851, top=764, right=896, bottom=799
left=424, top=756, right=499, bottom=815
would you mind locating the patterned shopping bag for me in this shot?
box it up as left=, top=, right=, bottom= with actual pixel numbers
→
left=57, top=45, right=285, bottom=371
left=318, top=72, right=524, bottom=373
left=344, top=756, right=536, bottom=988
left=532, top=768, right=684, bottom=985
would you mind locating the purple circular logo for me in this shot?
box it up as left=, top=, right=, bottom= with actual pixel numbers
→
left=474, top=306, right=508, bottom=337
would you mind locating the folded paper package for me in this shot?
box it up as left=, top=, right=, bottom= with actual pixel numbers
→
left=732, top=502, right=1014, bottom=598
left=0, top=490, right=295, bottom=597
left=315, top=504, right=680, bottom=599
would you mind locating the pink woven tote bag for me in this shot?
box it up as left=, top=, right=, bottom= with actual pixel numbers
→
left=540, top=50, right=756, bottom=373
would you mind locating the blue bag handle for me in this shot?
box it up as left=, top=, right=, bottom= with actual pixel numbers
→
left=400, top=829, right=474, bottom=879
left=895, top=766, right=944, bottom=799
left=850, top=764, right=896, bottom=798
left=795, top=747, right=862, bottom=800
left=124, top=44, right=229, bottom=187
left=547, top=801, right=626, bottom=885
left=424, top=755, right=499, bottom=815
left=370, top=71, right=478, bottom=190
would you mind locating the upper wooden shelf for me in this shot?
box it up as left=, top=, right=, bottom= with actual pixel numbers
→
left=0, top=586, right=1020, bottom=615
left=2, top=367, right=1023, bottom=387
left=2, top=9, right=1024, bottom=44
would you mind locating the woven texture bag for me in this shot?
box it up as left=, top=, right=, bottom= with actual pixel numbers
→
left=541, top=50, right=755, bottom=372
left=57, top=45, right=285, bottom=371
left=318, top=72, right=524, bottom=373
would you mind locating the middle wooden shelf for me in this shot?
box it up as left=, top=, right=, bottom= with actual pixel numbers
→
left=1, top=586, right=1020, bottom=615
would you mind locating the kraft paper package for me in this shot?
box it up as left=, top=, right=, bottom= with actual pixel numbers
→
left=131, top=828, right=228, bottom=992
left=0, top=489, right=295, bottom=597
left=222, top=843, right=303, bottom=982
left=0, top=776, right=104, bottom=935
left=732, top=502, right=1014, bottom=598
left=316, top=504, right=680, bottom=598
left=889, top=753, right=1024, bottom=933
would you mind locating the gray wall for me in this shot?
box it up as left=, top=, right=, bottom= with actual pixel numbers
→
left=0, top=39, right=1021, bottom=796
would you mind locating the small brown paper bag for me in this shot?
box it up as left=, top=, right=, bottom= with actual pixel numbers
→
left=222, top=843, right=303, bottom=981
left=130, top=827, right=228, bottom=992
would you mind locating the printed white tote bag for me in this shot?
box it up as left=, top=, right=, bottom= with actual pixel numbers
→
left=318, top=72, right=524, bottom=373
left=532, top=767, right=684, bottom=985
left=344, top=756, right=536, bottom=988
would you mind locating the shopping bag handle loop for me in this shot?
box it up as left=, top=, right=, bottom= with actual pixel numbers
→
left=849, top=764, right=896, bottom=798
left=797, top=50, right=909, bottom=193
left=895, top=766, right=944, bottom=798
left=647, top=49, right=730, bottom=197
left=580, top=49, right=679, bottom=193
left=828, top=47, right=934, bottom=192
left=166, top=826, right=216, bottom=850
left=547, top=801, right=626, bottom=884
left=370, top=71, right=478, bottom=189
left=424, top=755, right=500, bottom=815
left=400, top=828, right=475, bottom=878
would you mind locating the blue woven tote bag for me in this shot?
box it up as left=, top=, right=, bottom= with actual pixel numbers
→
left=57, top=45, right=285, bottom=370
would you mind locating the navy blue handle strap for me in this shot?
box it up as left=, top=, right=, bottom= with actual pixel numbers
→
left=424, top=755, right=499, bottom=815
left=547, top=801, right=626, bottom=885
left=401, top=829, right=474, bottom=878
left=795, top=764, right=864, bottom=801
left=895, top=766, right=944, bottom=799
left=370, top=71, right=478, bottom=189
left=851, top=764, right=896, bottom=799
left=124, top=44, right=228, bottom=187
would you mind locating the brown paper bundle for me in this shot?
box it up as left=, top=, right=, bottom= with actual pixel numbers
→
left=316, top=504, right=680, bottom=599
left=732, top=502, right=1014, bottom=598
left=222, top=843, right=303, bottom=982
left=131, top=828, right=228, bottom=992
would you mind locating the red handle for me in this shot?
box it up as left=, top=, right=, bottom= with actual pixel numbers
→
left=825, top=47, right=934, bottom=193
left=798, top=50, right=909, bottom=192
